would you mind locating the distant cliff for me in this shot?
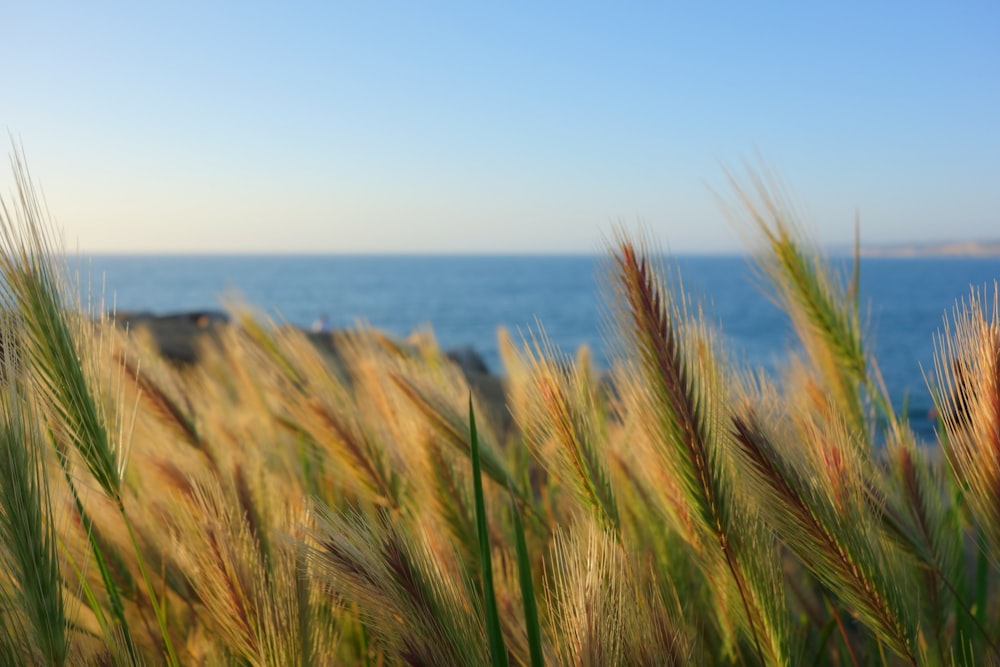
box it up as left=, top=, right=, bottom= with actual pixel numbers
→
left=860, top=241, right=1000, bottom=258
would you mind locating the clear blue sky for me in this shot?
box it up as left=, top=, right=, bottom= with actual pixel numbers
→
left=4, top=1, right=998, bottom=253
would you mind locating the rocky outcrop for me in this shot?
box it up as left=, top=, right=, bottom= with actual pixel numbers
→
left=111, top=310, right=229, bottom=364
left=446, top=345, right=491, bottom=377
left=107, top=312, right=509, bottom=431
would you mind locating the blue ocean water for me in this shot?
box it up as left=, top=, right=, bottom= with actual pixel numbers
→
left=77, top=254, right=1000, bottom=442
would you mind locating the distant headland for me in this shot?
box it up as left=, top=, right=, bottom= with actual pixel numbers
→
left=859, top=240, right=1000, bottom=258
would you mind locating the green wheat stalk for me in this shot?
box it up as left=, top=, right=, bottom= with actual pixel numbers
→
left=732, top=411, right=917, bottom=663
left=0, top=326, right=67, bottom=665
left=609, top=232, right=790, bottom=666
left=727, top=169, right=870, bottom=441
left=0, top=147, right=178, bottom=665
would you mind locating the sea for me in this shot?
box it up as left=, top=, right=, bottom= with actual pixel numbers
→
left=75, top=254, right=1000, bottom=443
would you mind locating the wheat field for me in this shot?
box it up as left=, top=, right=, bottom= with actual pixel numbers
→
left=0, top=152, right=998, bottom=666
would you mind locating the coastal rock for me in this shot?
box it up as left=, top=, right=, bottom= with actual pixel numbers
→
left=105, top=311, right=514, bottom=435
left=445, top=345, right=490, bottom=378
left=112, top=310, right=229, bottom=364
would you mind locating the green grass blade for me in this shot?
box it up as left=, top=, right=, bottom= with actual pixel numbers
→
left=508, top=483, right=544, bottom=667
left=62, top=544, right=112, bottom=640
left=470, top=397, right=508, bottom=667
left=122, top=512, right=180, bottom=666
left=52, top=434, right=140, bottom=664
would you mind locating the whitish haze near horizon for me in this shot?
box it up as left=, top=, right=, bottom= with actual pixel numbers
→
left=4, top=2, right=998, bottom=254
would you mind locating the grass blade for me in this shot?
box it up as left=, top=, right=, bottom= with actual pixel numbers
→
left=470, top=397, right=508, bottom=667
left=52, top=437, right=140, bottom=663
left=508, top=483, right=544, bottom=667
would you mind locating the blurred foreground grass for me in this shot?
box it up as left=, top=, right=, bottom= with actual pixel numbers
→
left=1, top=152, right=999, bottom=666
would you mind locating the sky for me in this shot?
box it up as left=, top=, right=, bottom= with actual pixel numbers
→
left=3, top=1, right=999, bottom=254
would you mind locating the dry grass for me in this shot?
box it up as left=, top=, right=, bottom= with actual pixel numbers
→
left=1, top=149, right=999, bottom=665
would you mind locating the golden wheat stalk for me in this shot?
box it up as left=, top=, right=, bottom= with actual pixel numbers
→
left=608, top=232, right=789, bottom=665
left=933, top=284, right=1000, bottom=560
left=726, top=168, right=870, bottom=442
left=507, top=329, right=620, bottom=533
left=547, top=519, right=692, bottom=665
left=310, top=505, right=488, bottom=666
left=732, top=409, right=917, bottom=663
